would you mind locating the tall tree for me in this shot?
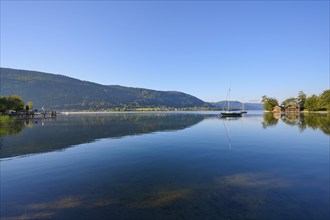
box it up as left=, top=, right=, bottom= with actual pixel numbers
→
left=281, top=97, right=297, bottom=106
left=304, top=95, right=320, bottom=111
left=297, top=91, right=307, bottom=110
left=7, top=95, right=24, bottom=112
left=261, top=96, right=279, bottom=111
left=27, top=101, right=33, bottom=110
left=319, top=90, right=330, bottom=111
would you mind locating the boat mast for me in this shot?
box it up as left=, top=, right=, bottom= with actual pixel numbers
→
left=227, top=82, right=231, bottom=111
left=242, top=96, right=244, bottom=111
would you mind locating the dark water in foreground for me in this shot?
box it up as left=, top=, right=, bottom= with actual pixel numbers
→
left=1, top=112, right=329, bottom=220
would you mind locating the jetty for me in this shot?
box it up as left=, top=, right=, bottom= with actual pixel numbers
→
left=3, top=110, right=58, bottom=119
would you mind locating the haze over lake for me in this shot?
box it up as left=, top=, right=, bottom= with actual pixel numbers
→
left=0, top=112, right=329, bottom=220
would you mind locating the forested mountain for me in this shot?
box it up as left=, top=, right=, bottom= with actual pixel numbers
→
left=1, top=67, right=263, bottom=111
left=0, top=68, right=207, bottom=110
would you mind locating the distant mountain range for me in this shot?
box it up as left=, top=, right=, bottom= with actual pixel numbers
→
left=210, top=101, right=263, bottom=110
left=0, top=67, right=262, bottom=111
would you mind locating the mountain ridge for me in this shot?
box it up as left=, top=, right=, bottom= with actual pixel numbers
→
left=1, top=67, right=262, bottom=111
left=0, top=67, right=207, bottom=110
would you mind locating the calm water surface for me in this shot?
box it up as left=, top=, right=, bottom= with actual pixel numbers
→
left=1, top=112, right=329, bottom=220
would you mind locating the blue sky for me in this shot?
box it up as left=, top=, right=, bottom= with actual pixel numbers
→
left=1, top=0, right=329, bottom=103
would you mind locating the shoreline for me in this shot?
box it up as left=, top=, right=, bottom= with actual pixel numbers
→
left=270, top=111, right=329, bottom=114
left=60, top=110, right=222, bottom=115
left=60, top=110, right=329, bottom=114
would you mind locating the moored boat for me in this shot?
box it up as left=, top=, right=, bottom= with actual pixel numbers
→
left=219, top=112, right=242, bottom=117
left=219, top=84, right=243, bottom=118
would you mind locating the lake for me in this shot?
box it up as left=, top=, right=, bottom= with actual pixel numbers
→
left=1, top=111, right=329, bottom=220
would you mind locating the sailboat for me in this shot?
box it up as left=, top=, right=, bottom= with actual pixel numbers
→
left=218, top=85, right=242, bottom=118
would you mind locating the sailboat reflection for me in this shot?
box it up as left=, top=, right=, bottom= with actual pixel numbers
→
left=218, top=115, right=241, bottom=150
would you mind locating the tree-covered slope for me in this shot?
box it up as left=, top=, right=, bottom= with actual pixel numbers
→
left=0, top=68, right=206, bottom=110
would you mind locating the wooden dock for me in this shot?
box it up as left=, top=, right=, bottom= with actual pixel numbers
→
left=3, top=110, right=58, bottom=119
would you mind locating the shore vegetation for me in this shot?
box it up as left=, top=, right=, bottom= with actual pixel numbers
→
left=0, top=95, right=32, bottom=113
left=262, top=90, right=329, bottom=112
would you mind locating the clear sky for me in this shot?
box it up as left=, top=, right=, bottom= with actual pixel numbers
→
left=1, top=0, right=329, bottom=103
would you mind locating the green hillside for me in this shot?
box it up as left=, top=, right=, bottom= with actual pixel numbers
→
left=0, top=68, right=207, bottom=110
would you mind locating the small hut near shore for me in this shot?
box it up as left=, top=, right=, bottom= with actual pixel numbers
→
left=284, top=103, right=300, bottom=113
left=273, top=105, right=283, bottom=113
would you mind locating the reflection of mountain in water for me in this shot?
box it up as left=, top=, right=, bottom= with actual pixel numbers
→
left=262, top=112, right=330, bottom=135
left=0, top=114, right=205, bottom=158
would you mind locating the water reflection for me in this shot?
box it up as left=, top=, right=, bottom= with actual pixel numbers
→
left=1, top=113, right=329, bottom=220
left=0, top=117, right=25, bottom=136
left=262, top=112, right=330, bottom=135
left=0, top=113, right=206, bottom=158
left=261, top=113, right=279, bottom=128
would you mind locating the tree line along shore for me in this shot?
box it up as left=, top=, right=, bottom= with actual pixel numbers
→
left=0, top=95, right=57, bottom=120
left=0, top=95, right=33, bottom=113
left=1, top=90, right=329, bottom=117
left=0, top=94, right=241, bottom=114
left=261, top=90, right=330, bottom=112
left=0, top=95, right=225, bottom=115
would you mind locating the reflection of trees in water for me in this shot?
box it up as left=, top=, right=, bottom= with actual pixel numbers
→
left=0, top=117, right=25, bottom=157
left=262, top=112, right=330, bottom=135
left=0, top=117, right=25, bottom=137
left=262, top=113, right=278, bottom=129
left=1, top=114, right=206, bottom=158
left=0, top=116, right=51, bottom=138
left=301, top=113, right=330, bottom=135
left=281, top=114, right=305, bottom=132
